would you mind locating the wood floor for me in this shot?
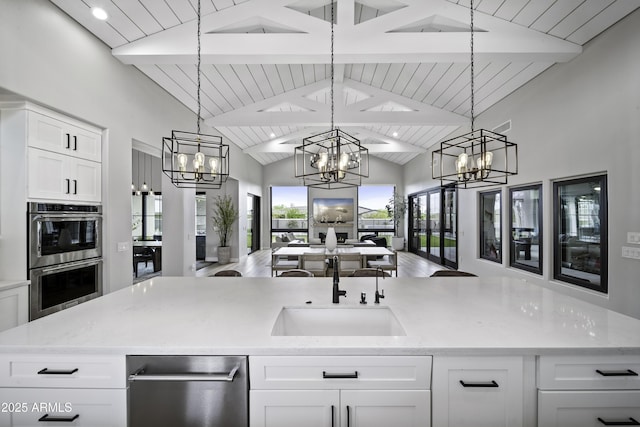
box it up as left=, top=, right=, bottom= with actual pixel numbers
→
left=196, top=249, right=446, bottom=278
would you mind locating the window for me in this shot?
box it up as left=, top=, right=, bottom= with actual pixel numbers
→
left=553, top=175, right=607, bottom=293
left=479, top=190, right=501, bottom=263
left=132, top=193, right=162, bottom=241
left=195, top=193, right=206, bottom=236
left=358, top=185, right=395, bottom=245
left=271, top=186, right=308, bottom=242
left=510, top=184, right=542, bottom=274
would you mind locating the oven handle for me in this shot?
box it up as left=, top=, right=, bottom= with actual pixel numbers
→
left=128, top=366, right=239, bottom=383
left=39, top=258, right=102, bottom=274
left=31, top=214, right=102, bottom=222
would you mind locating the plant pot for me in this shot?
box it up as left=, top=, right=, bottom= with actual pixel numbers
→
left=391, top=236, right=404, bottom=251
left=217, top=246, right=231, bottom=264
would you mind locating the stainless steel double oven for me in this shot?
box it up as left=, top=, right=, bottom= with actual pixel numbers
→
left=28, top=202, right=103, bottom=320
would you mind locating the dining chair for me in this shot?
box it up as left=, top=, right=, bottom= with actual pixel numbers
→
left=301, top=253, right=328, bottom=277
left=367, top=250, right=398, bottom=277
left=271, top=249, right=300, bottom=277
left=279, top=269, right=314, bottom=277
left=211, top=270, right=242, bottom=277
left=430, top=270, right=477, bottom=277
left=350, top=268, right=391, bottom=277
left=337, top=253, right=362, bottom=277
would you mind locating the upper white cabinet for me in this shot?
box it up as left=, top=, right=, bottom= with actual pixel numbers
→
left=27, top=110, right=101, bottom=162
left=11, top=105, right=104, bottom=203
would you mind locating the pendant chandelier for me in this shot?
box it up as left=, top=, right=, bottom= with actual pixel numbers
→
left=432, top=0, right=517, bottom=189
left=294, top=1, right=368, bottom=189
left=162, top=0, right=229, bottom=189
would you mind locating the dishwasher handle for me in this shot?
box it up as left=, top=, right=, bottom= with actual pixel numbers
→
left=128, top=366, right=239, bottom=382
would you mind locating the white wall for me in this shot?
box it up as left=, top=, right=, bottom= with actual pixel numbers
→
left=262, top=155, right=405, bottom=246
left=0, top=0, right=263, bottom=290
left=404, top=9, right=640, bottom=319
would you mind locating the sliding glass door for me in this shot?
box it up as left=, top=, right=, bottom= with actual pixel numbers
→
left=409, top=185, right=457, bottom=268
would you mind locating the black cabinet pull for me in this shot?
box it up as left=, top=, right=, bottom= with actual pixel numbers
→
left=323, top=371, right=358, bottom=379
left=596, top=369, right=638, bottom=377
left=65, top=133, right=71, bottom=149
left=73, top=135, right=77, bottom=151
left=346, top=405, right=351, bottom=427
left=65, top=178, right=70, bottom=194
left=38, top=368, right=79, bottom=375
left=73, top=179, right=77, bottom=195
left=331, top=405, right=335, bottom=427
left=38, top=414, right=79, bottom=422
left=459, top=380, right=499, bottom=388
left=597, top=417, right=639, bottom=426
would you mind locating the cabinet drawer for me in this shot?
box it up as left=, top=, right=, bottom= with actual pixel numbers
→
left=538, top=356, right=640, bottom=390
left=0, top=388, right=126, bottom=427
left=0, top=354, right=125, bottom=389
left=538, top=390, right=640, bottom=427
left=432, top=356, right=529, bottom=427
left=250, top=356, right=431, bottom=390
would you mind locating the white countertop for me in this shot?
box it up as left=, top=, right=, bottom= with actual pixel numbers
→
left=0, top=276, right=639, bottom=356
left=0, top=280, right=29, bottom=292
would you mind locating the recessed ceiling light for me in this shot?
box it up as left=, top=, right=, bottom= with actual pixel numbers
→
left=92, top=7, right=109, bottom=21
left=392, top=132, right=398, bottom=137
left=270, top=132, right=276, bottom=138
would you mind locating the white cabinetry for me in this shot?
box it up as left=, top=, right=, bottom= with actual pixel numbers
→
left=432, top=356, right=536, bottom=427
left=0, top=281, right=29, bottom=332
left=27, top=111, right=101, bottom=162
left=26, top=110, right=102, bottom=203
left=0, top=354, right=126, bottom=427
left=27, top=147, right=101, bottom=202
left=250, top=355, right=432, bottom=427
left=537, top=355, right=640, bottom=427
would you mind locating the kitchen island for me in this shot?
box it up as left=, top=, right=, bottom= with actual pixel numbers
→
left=1, top=276, right=639, bottom=426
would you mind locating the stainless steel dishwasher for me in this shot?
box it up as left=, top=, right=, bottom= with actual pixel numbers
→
left=127, top=355, right=248, bottom=427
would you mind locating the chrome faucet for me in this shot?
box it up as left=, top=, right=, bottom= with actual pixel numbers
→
left=332, top=255, right=346, bottom=303
left=374, top=267, right=385, bottom=304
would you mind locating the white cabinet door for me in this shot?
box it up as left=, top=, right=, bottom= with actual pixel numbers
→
left=0, top=284, right=28, bottom=332
left=432, top=356, right=526, bottom=427
left=28, top=111, right=101, bottom=162
left=27, top=148, right=101, bottom=202
left=27, top=148, right=68, bottom=200
left=538, top=390, right=640, bottom=427
left=0, top=388, right=126, bottom=427
left=71, top=156, right=101, bottom=203
left=250, top=390, right=339, bottom=427
left=341, top=390, right=431, bottom=427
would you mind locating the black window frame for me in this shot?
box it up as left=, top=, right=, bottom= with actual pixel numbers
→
left=509, top=183, right=543, bottom=274
left=357, top=185, right=395, bottom=243
left=479, top=189, right=502, bottom=263
left=132, top=192, right=162, bottom=241
left=553, top=174, right=608, bottom=293
left=270, top=186, right=309, bottom=242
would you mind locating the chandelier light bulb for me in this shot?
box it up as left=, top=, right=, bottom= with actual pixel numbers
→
left=177, top=153, right=188, bottom=173
left=209, top=157, right=219, bottom=177
left=193, top=151, right=205, bottom=173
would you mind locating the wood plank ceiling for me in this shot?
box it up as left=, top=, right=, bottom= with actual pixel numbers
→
left=50, top=0, right=639, bottom=165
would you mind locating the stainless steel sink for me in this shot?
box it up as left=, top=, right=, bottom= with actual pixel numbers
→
left=271, top=306, right=406, bottom=336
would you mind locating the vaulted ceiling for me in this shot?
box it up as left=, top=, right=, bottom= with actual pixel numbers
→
left=50, top=0, right=638, bottom=165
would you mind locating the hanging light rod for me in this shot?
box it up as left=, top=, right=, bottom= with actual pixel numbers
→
left=162, top=0, right=229, bottom=189
left=432, top=0, right=517, bottom=189
left=294, top=0, right=369, bottom=189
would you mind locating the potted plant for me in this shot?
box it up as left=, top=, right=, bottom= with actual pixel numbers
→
left=211, top=194, right=239, bottom=264
left=386, top=191, right=408, bottom=251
